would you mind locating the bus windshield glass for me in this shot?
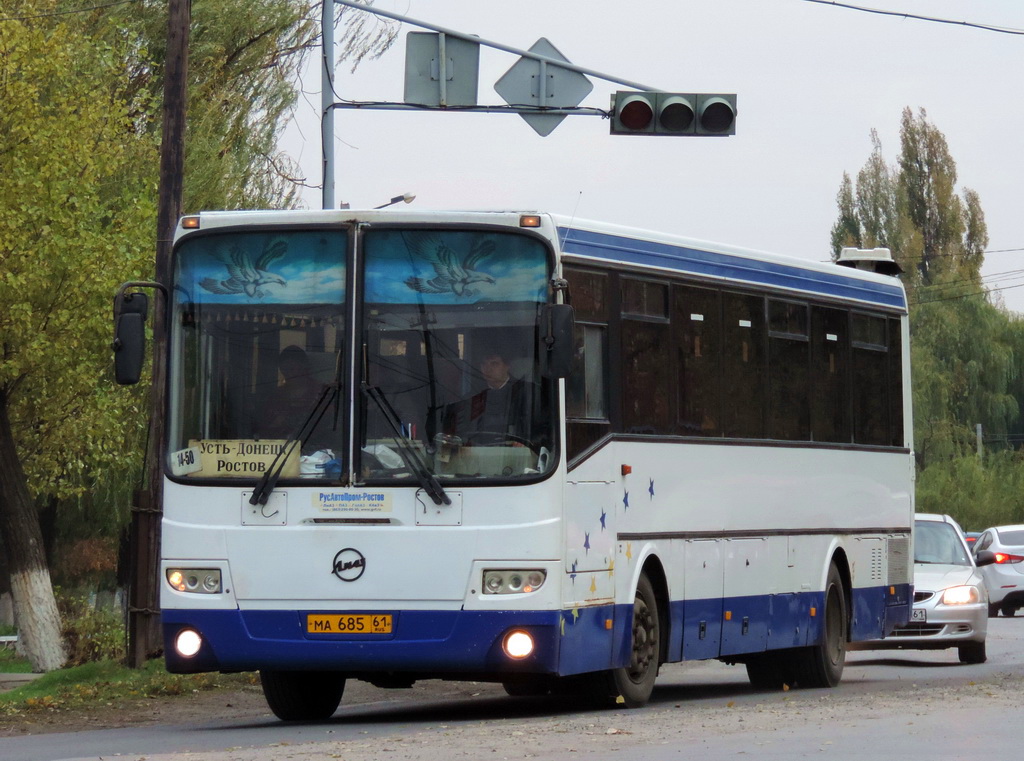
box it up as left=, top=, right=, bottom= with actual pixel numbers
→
left=359, top=228, right=556, bottom=481
left=167, top=229, right=347, bottom=481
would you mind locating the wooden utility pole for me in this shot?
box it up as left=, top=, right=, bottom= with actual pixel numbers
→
left=127, top=0, right=190, bottom=668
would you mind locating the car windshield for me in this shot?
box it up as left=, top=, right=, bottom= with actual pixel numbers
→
left=914, top=520, right=971, bottom=566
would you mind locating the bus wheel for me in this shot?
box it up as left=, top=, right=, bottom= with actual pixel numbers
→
left=610, top=573, right=660, bottom=708
left=794, top=564, right=847, bottom=688
left=259, top=670, right=345, bottom=721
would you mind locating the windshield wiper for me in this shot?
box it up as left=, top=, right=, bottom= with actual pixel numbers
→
left=249, top=381, right=339, bottom=507
left=362, top=383, right=450, bottom=506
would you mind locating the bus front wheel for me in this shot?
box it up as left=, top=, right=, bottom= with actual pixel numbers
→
left=260, top=670, right=346, bottom=721
left=609, top=573, right=660, bottom=708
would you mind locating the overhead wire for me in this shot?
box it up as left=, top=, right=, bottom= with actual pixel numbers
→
left=801, top=0, right=1024, bottom=36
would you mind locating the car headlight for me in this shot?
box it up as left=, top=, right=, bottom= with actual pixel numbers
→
left=482, top=569, right=546, bottom=595
left=941, top=585, right=980, bottom=605
left=167, top=568, right=222, bottom=594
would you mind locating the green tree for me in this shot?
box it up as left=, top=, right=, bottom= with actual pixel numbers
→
left=1, top=0, right=397, bottom=670
left=0, top=6, right=153, bottom=671
left=831, top=109, right=1024, bottom=530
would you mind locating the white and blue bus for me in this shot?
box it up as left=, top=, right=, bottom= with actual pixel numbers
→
left=115, top=209, right=913, bottom=719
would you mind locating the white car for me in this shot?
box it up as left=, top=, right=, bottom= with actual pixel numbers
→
left=971, top=525, right=1024, bottom=617
left=856, top=514, right=994, bottom=664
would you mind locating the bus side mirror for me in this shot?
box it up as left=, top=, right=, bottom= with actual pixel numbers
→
left=542, top=303, right=575, bottom=379
left=113, top=292, right=149, bottom=385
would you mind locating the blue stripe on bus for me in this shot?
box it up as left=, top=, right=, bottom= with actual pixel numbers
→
left=558, top=227, right=907, bottom=310
left=163, top=584, right=910, bottom=676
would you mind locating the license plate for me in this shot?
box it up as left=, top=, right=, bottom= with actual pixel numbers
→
left=911, top=609, right=927, bottom=622
left=307, top=613, right=393, bottom=634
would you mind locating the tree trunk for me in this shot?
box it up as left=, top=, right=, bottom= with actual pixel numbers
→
left=0, top=389, right=67, bottom=672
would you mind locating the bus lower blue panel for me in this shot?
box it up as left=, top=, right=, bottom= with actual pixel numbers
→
left=163, top=584, right=911, bottom=676
left=162, top=609, right=562, bottom=676
left=554, top=604, right=625, bottom=676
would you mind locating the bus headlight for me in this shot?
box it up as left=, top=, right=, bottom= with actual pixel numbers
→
left=167, top=568, right=222, bottom=594
left=483, top=570, right=546, bottom=595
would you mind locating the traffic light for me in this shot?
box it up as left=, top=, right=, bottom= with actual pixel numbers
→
left=610, top=91, right=736, bottom=136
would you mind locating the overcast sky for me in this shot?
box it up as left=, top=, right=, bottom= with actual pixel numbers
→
left=279, top=0, right=1024, bottom=311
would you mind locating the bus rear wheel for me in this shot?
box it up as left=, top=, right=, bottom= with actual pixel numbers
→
left=609, top=573, right=660, bottom=708
left=259, top=670, right=346, bottom=721
left=792, top=563, right=847, bottom=688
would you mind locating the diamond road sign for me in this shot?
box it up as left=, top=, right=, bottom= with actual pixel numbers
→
left=493, top=38, right=594, bottom=137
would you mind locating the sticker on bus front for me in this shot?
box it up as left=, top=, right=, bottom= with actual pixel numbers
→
left=315, top=492, right=392, bottom=513
left=169, top=446, right=203, bottom=477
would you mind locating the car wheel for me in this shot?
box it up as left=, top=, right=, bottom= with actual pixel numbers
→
left=988, top=603, right=1001, bottom=618
left=958, top=641, right=986, bottom=665
left=260, top=670, right=345, bottom=721
left=1001, top=604, right=1016, bottom=618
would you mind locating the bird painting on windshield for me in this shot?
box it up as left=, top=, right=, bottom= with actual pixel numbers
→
left=403, top=235, right=497, bottom=298
left=199, top=239, right=288, bottom=299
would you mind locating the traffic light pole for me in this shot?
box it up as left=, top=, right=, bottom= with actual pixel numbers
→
left=321, top=0, right=659, bottom=208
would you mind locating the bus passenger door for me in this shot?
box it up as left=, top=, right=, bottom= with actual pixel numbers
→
left=682, top=539, right=724, bottom=660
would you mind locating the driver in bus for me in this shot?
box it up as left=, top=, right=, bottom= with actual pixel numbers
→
left=444, top=350, right=534, bottom=447
left=260, top=345, right=327, bottom=441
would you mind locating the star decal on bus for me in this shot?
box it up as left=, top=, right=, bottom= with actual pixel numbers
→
left=600, top=508, right=607, bottom=530
left=649, top=478, right=655, bottom=499
left=584, top=532, right=591, bottom=553
left=623, top=490, right=629, bottom=510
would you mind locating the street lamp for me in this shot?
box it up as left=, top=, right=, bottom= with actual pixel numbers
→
left=374, top=193, right=417, bottom=209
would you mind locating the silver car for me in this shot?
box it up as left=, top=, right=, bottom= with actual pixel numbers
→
left=856, top=514, right=994, bottom=664
left=971, top=525, right=1024, bottom=617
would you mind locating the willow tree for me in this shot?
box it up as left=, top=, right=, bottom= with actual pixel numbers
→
left=0, top=7, right=154, bottom=671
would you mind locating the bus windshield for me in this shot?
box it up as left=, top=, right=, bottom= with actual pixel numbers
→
left=359, top=228, right=556, bottom=481
left=167, top=229, right=347, bottom=481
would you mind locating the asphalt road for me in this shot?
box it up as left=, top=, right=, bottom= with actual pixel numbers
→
left=3, top=617, right=1024, bottom=761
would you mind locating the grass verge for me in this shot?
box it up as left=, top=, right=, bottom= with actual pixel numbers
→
left=0, top=658, right=256, bottom=716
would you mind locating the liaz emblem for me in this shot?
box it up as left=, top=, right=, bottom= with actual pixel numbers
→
left=332, top=548, right=366, bottom=582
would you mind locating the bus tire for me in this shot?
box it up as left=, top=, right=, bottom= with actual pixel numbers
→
left=259, top=670, right=345, bottom=721
left=794, top=563, right=847, bottom=688
left=609, top=573, right=660, bottom=708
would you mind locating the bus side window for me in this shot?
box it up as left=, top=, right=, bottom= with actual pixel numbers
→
left=674, top=285, right=721, bottom=437
left=767, top=300, right=810, bottom=441
left=721, top=293, right=766, bottom=439
left=888, top=317, right=904, bottom=447
left=851, top=313, right=890, bottom=446
left=565, top=268, right=610, bottom=459
left=621, top=279, right=671, bottom=435
left=810, top=306, right=852, bottom=443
